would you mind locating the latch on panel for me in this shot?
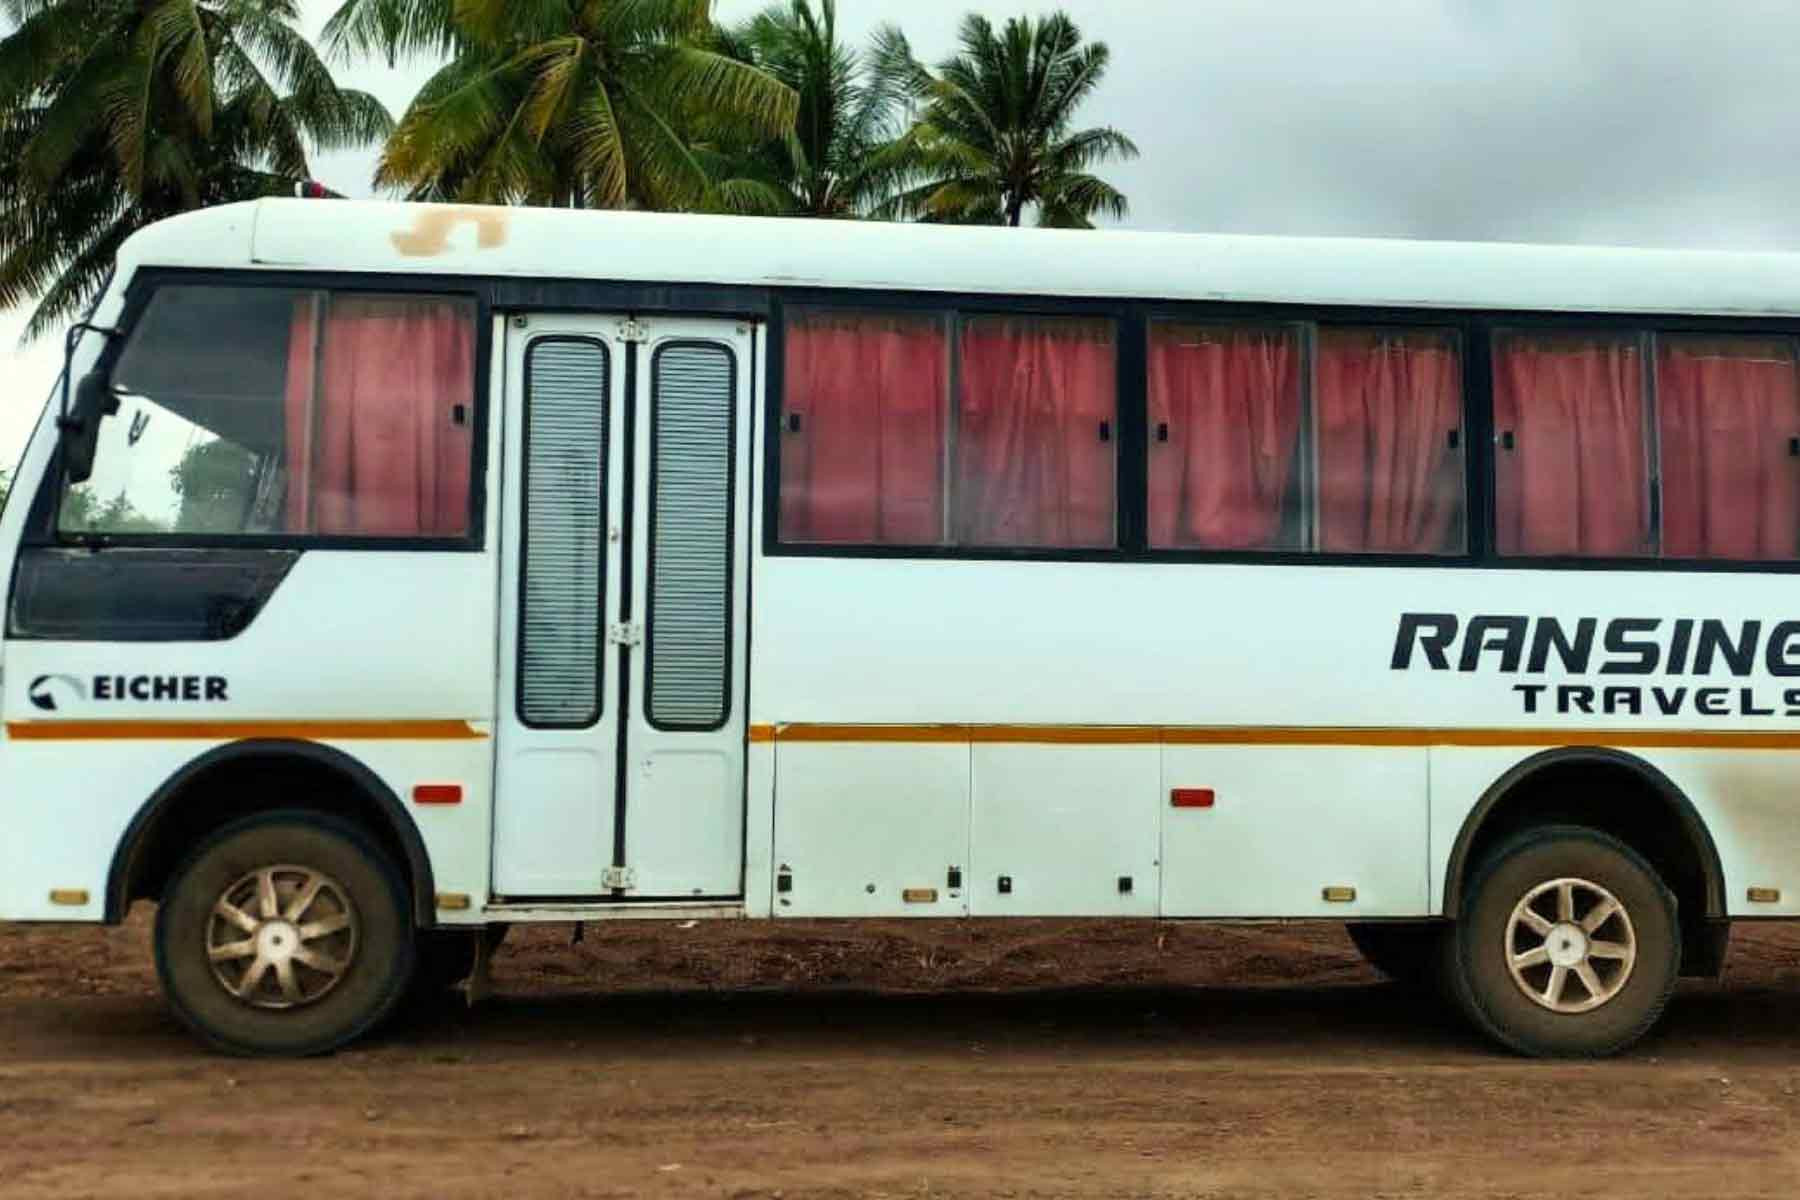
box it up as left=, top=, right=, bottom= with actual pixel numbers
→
left=616, top=318, right=650, bottom=344
left=607, top=622, right=643, bottom=647
left=601, top=865, right=636, bottom=890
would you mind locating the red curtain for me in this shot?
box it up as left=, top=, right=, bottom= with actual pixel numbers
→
left=1147, top=323, right=1301, bottom=549
left=1493, top=332, right=1648, bottom=556
left=1658, top=336, right=1800, bottom=560
left=955, top=316, right=1116, bottom=547
left=285, top=295, right=475, bottom=536
left=779, top=311, right=947, bottom=544
left=1315, top=329, right=1462, bottom=553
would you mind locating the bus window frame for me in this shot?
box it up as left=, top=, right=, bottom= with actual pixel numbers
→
left=23, top=267, right=1800, bottom=574
left=23, top=268, right=496, bottom=555
left=765, top=287, right=1800, bottom=576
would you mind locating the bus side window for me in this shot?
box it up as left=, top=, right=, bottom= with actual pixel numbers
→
left=1148, top=320, right=1464, bottom=556
left=779, top=307, right=1119, bottom=552
left=1147, top=321, right=1304, bottom=552
left=1655, top=334, right=1800, bottom=561
left=1492, top=329, right=1650, bottom=558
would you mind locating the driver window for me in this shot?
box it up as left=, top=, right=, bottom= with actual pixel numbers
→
left=59, top=284, right=477, bottom=541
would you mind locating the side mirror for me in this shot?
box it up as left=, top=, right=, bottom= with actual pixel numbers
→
left=56, top=368, right=120, bottom=485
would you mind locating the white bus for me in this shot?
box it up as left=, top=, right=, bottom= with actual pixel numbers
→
left=6, top=197, right=1794, bottom=1057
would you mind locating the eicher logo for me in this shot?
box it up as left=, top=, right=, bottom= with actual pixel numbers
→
left=1392, top=613, right=1800, bottom=719
left=27, top=673, right=229, bottom=713
left=26, top=673, right=85, bottom=712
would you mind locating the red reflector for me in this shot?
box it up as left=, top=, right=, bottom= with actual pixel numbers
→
left=413, top=784, right=462, bottom=805
left=1171, top=788, right=1215, bottom=809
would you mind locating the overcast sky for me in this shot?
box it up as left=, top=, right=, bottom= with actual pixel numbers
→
left=6, top=0, right=1800, bottom=463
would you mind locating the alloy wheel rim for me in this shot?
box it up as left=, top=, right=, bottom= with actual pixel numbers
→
left=206, top=865, right=359, bottom=1010
left=1504, top=876, right=1636, bottom=1014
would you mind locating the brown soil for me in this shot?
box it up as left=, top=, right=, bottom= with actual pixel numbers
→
left=5, top=914, right=1800, bottom=1197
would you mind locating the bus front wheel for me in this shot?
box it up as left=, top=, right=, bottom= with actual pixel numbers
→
left=1443, top=824, right=1679, bottom=1057
left=154, top=810, right=416, bottom=1056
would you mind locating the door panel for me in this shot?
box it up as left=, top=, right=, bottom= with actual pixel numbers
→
left=623, top=328, right=751, bottom=897
left=494, top=327, right=625, bottom=896
left=493, top=315, right=751, bottom=900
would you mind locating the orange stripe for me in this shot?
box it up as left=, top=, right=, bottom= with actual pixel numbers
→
left=749, top=723, right=1800, bottom=751
left=5, top=720, right=487, bottom=742
left=26, top=718, right=1798, bottom=752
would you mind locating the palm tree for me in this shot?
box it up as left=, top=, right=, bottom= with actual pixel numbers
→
left=0, top=0, right=392, bottom=339
left=326, top=0, right=797, bottom=211
left=874, top=11, right=1137, bottom=228
left=707, top=0, right=912, bottom=218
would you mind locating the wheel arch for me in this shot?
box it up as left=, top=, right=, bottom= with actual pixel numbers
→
left=1443, top=746, right=1727, bottom=927
left=106, top=739, right=437, bottom=928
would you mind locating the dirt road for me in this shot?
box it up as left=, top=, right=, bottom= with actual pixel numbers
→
left=5, top=915, right=1800, bottom=1198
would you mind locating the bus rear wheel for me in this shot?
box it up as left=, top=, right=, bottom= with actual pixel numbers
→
left=154, top=810, right=415, bottom=1056
left=1443, top=825, right=1679, bottom=1057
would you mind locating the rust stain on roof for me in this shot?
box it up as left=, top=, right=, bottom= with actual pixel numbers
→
left=390, top=207, right=509, bottom=257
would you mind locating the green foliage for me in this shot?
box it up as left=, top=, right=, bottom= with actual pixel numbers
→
left=169, top=437, right=258, bottom=532
left=58, top=483, right=166, bottom=534
left=330, top=0, right=797, bottom=210
left=872, top=12, right=1137, bottom=228
left=48, top=436, right=255, bottom=535
left=702, top=0, right=916, bottom=218
left=0, top=0, right=393, bottom=340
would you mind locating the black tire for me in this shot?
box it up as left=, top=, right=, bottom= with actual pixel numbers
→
left=1345, top=922, right=1444, bottom=988
left=154, top=809, right=416, bottom=1056
left=1443, top=824, right=1679, bottom=1058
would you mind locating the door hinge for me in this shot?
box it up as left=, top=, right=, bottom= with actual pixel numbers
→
left=606, top=621, right=643, bottom=647
left=601, top=865, right=636, bottom=890
left=616, top=318, right=649, bottom=344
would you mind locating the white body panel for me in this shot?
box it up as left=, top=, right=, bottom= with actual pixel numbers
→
left=130, top=197, right=1800, bottom=319
left=774, top=743, right=969, bottom=917
left=748, top=557, right=1800, bottom=732
left=971, top=746, right=1160, bottom=917
left=747, top=556, right=1800, bottom=919
left=0, top=553, right=502, bottom=922
left=1161, top=747, right=1427, bottom=918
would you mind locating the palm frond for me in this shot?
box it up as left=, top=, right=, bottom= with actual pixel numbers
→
left=137, top=0, right=213, bottom=133
left=638, top=44, right=797, bottom=141
left=4, top=0, right=390, bottom=338
left=320, top=0, right=459, bottom=65
left=21, top=205, right=136, bottom=340
left=613, top=76, right=712, bottom=209
left=0, top=0, right=100, bottom=109
left=1041, top=172, right=1128, bottom=225
left=513, top=35, right=586, bottom=144
left=567, top=81, right=627, bottom=206
left=1046, top=126, right=1139, bottom=173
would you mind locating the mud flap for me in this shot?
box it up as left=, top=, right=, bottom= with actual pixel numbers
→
left=455, top=928, right=495, bottom=1008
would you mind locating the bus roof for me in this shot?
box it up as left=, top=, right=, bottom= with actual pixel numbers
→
left=116, top=197, right=1800, bottom=319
